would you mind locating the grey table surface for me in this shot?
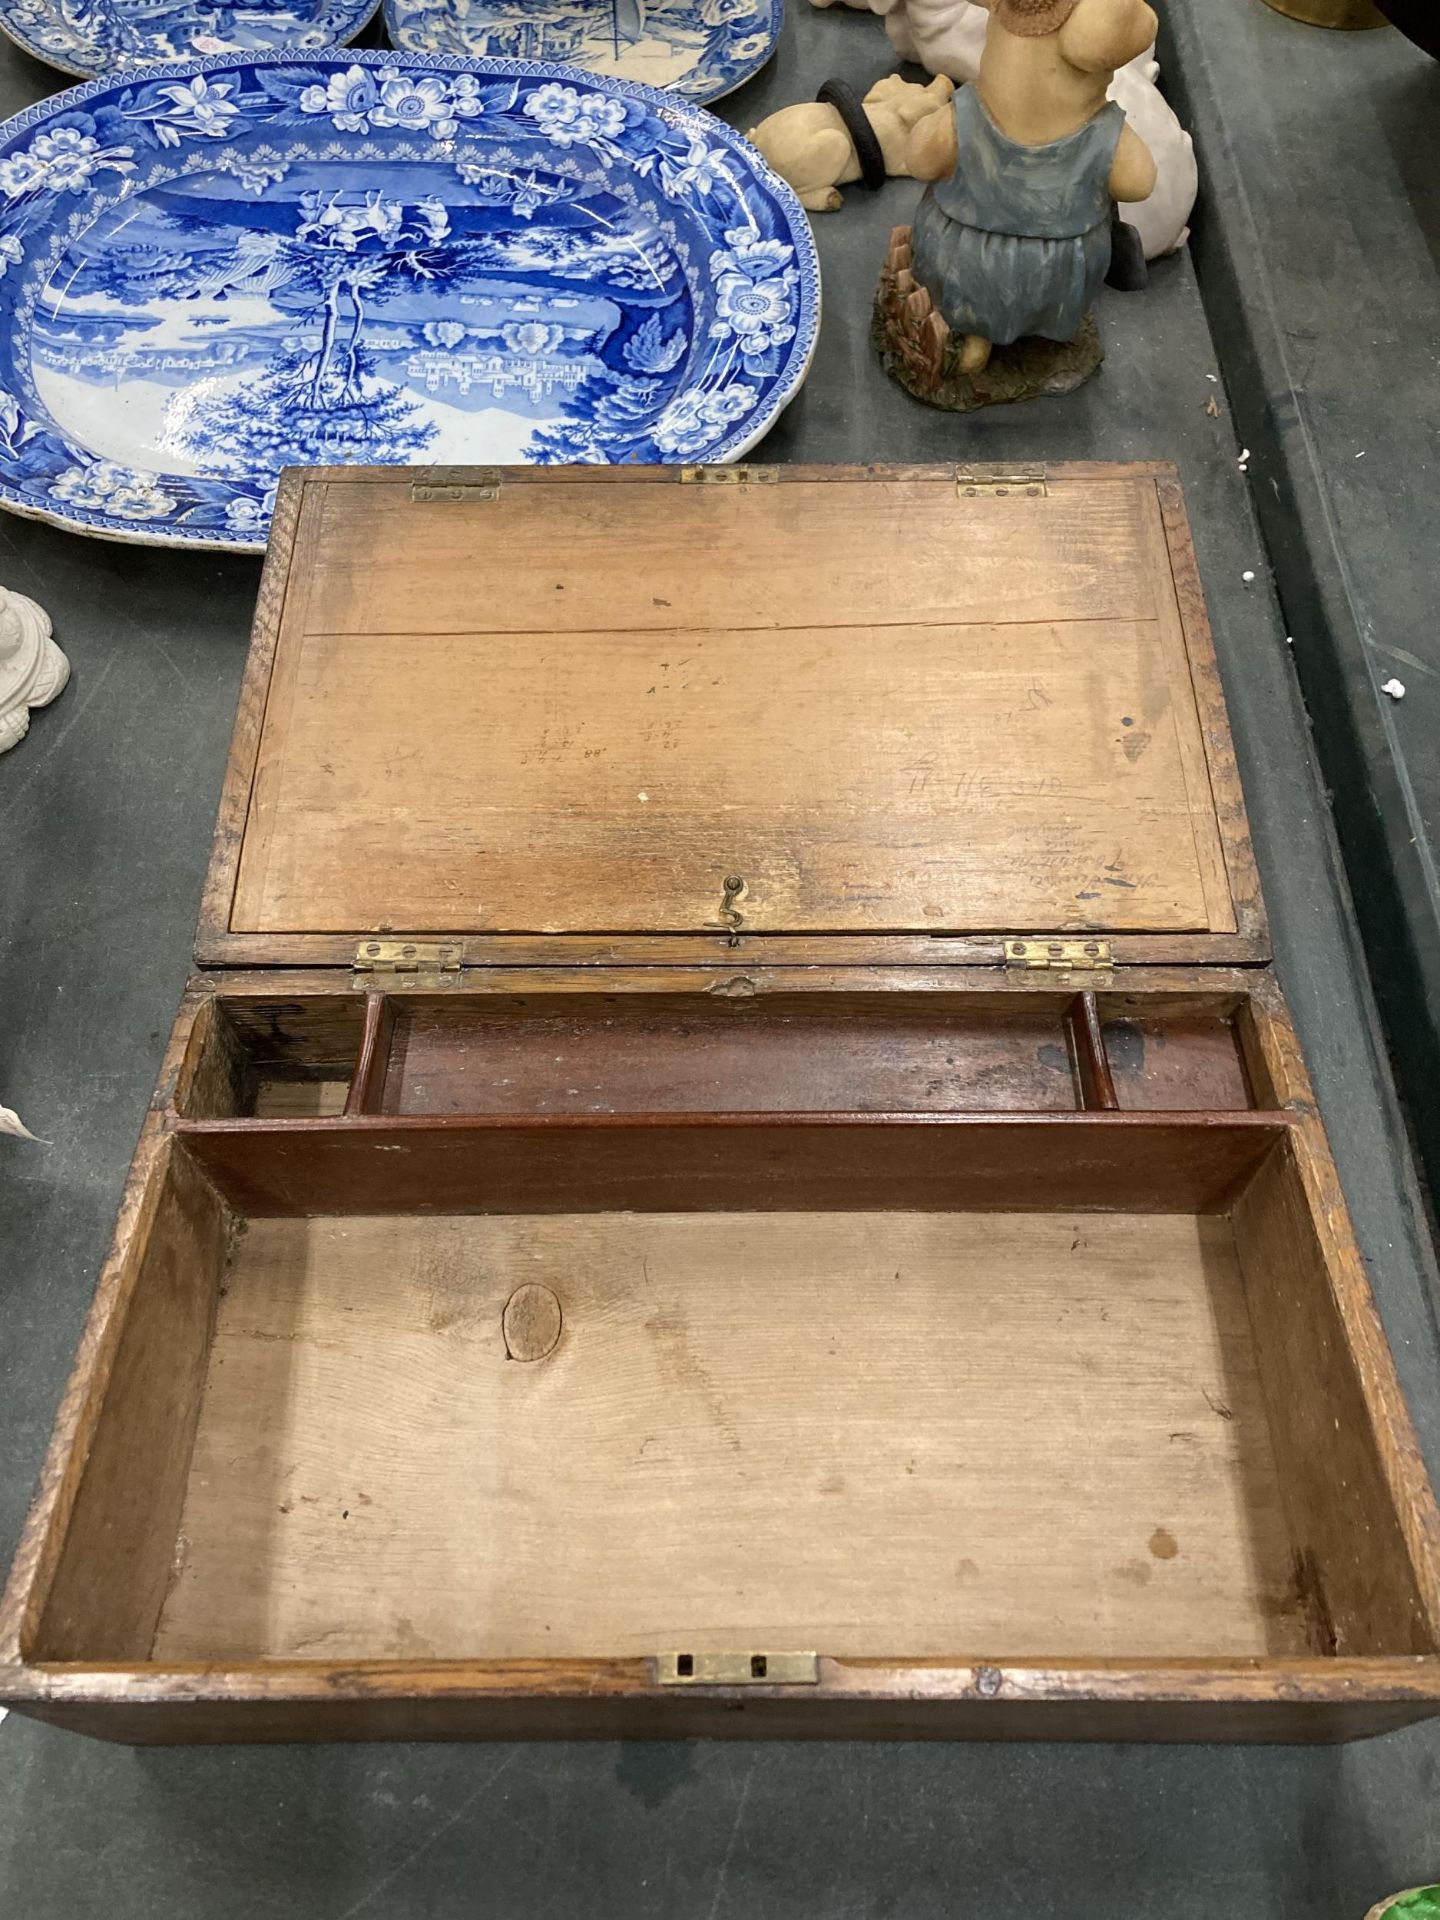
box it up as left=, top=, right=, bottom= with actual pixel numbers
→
left=1161, top=0, right=1440, bottom=1246
left=2, top=6, right=1440, bottom=1915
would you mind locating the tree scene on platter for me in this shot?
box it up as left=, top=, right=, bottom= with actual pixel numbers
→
left=33, top=166, right=699, bottom=473
left=0, top=57, right=817, bottom=545
left=386, top=0, right=781, bottom=105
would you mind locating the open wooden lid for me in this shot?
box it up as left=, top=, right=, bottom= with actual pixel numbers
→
left=196, top=464, right=1266, bottom=970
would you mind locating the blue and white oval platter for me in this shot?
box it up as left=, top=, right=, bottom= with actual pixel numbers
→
left=0, top=52, right=819, bottom=549
left=0, top=0, right=378, bottom=83
left=384, top=0, right=782, bottom=108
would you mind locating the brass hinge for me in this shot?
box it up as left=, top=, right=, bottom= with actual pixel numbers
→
left=955, top=465, right=1048, bottom=498
left=410, top=467, right=503, bottom=502
left=1005, top=938, right=1113, bottom=971
left=679, top=464, right=779, bottom=486
left=353, top=939, right=464, bottom=980
left=656, top=1651, right=819, bottom=1686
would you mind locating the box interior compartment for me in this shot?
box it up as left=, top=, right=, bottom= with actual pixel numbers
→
left=178, top=994, right=368, bottom=1119
left=28, top=1106, right=1434, bottom=1673
left=177, top=989, right=1260, bottom=1119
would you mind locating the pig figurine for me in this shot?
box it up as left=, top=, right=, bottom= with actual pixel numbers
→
left=749, top=74, right=957, bottom=212
left=811, top=0, right=1195, bottom=258
left=903, top=0, right=1160, bottom=375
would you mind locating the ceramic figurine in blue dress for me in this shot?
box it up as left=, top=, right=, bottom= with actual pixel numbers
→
left=912, top=85, right=1126, bottom=361
left=877, top=0, right=1159, bottom=400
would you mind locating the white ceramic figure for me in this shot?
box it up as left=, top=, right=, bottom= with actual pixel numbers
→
left=1103, top=53, right=1197, bottom=258
left=809, top=0, right=1195, bottom=257
left=0, top=587, right=67, bottom=754
left=871, top=0, right=990, bottom=72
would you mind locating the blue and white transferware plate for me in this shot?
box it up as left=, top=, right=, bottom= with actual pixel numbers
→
left=0, top=0, right=378, bottom=83
left=384, top=0, right=782, bottom=107
left=0, top=53, right=818, bottom=550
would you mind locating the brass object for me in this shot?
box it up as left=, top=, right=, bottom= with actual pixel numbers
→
left=679, top=465, right=779, bottom=485
left=1259, top=0, right=1385, bottom=28
left=955, top=465, right=1049, bottom=498
left=353, top=939, right=464, bottom=982
left=1005, top=938, right=1114, bottom=971
left=411, top=467, right=503, bottom=501
left=656, top=1652, right=820, bottom=1686
left=706, top=874, right=747, bottom=947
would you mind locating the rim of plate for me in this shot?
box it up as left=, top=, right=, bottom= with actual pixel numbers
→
left=379, top=0, right=783, bottom=109
left=0, top=50, right=822, bottom=551
left=0, top=0, right=383, bottom=83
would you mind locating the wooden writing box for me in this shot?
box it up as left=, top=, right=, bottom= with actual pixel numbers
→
left=5, top=462, right=1440, bottom=1745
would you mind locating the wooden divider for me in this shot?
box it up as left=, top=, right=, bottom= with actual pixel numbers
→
left=344, top=993, right=395, bottom=1116
left=1066, top=993, right=1120, bottom=1110
left=171, top=1111, right=1289, bottom=1217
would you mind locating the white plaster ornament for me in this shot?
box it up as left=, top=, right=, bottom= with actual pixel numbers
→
left=0, top=586, right=67, bottom=753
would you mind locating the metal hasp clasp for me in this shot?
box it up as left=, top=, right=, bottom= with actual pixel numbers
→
left=1005, top=938, right=1113, bottom=971
left=656, top=1652, right=820, bottom=1686
left=708, top=874, right=747, bottom=948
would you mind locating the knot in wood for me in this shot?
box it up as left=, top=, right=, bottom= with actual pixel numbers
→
left=503, top=1284, right=563, bottom=1363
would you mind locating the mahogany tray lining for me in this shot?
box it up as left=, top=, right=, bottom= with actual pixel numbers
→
left=181, top=989, right=1259, bottom=1121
